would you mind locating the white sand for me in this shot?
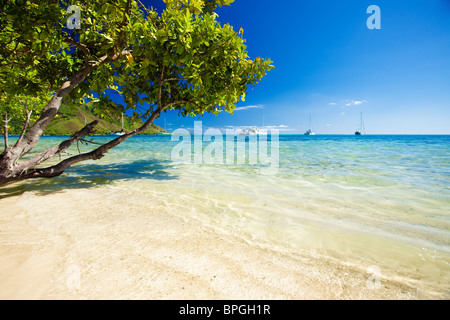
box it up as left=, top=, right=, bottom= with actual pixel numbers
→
left=0, top=184, right=439, bottom=300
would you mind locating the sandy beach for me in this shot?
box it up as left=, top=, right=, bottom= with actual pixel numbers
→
left=0, top=181, right=437, bottom=300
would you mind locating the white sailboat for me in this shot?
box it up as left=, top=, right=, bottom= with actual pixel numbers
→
left=111, top=113, right=125, bottom=136
left=240, top=127, right=261, bottom=136
left=239, top=110, right=264, bottom=136
left=304, top=114, right=315, bottom=136
left=355, top=112, right=365, bottom=135
left=158, top=117, right=172, bottom=135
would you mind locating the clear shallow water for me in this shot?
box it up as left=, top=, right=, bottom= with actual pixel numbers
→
left=3, top=134, right=450, bottom=297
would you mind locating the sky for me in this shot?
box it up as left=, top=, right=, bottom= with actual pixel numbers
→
left=142, top=0, right=450, bottom=134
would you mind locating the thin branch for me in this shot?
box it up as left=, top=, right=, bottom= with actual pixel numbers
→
left=136, top=0, right=152, bottom=16
left=3, top=112, right=10, bottom=150
left=13, top=99, right=32, bottom=148
left=0, top=61, right=29, bottom=68
left=79, top=138, right=103, bottom=146
left=60, top=31, right=91, bottom=65
left=163, top=100, right=195, bottom=110
left=163, top=78, right=184, bottom=82
left=158, top=64, right=165, bottom=110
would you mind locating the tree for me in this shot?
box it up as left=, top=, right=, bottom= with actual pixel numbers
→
left=0, top=0, right=274, bottom=186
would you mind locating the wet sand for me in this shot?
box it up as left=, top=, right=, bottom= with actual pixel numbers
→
left=0, top=184, right=432, bottom=300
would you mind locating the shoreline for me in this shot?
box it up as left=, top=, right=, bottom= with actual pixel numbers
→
left=0, top=184, right=443, bottom=300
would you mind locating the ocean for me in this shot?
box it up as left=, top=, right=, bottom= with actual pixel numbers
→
left=2, top=134, right=449, bottom=298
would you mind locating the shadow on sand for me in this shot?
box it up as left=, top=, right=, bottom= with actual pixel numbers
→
left=0, top=159, right=177, bottom=199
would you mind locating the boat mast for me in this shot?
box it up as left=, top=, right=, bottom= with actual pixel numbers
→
left=262, top=111, right=265, bottom=128
left=360, top=112, right=365, bottom=134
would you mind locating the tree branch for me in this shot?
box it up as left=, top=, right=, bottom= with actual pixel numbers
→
left=60, top=32, right=90, bottom=65
left=79, top=138, right=103, bottom=146
left=163, top=77, right=184, bottom=82
left=3, top=112, right=10, bottom=150
left=13, top=99, right=32, bottom=149
left=13, top=120, right=99, bottom=175
left=163, top=100, right=194, bottom=110
left=158, top=64, right=165, bottom=110
left=34, top=101, right=174, bottom=175
left=136, top=0, right=151, bottom=16
left=1, top=99, right=188, bottom=185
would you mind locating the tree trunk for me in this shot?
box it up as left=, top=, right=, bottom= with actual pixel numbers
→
left=0, top=63, right=95, bottom=185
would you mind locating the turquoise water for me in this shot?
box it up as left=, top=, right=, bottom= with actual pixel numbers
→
left=3, top=134, right=450, bottom=297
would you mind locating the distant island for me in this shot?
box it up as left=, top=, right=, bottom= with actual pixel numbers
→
left=42, top=104, right=163, bottom=136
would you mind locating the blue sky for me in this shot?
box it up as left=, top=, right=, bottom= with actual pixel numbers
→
left=143, top=0, right=450, bottom=134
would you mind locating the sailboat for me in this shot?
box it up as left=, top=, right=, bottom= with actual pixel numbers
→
left=304, top=114, right=315, bottom=136
left=158, top=117, right=172, bottom=135
left=355, top=112, right=365, bottom=135
left=240, top=127, right=261, bottom=135
left=240, top=111, right=264, bottom=136
left=111, top=113, right=125, bottom=136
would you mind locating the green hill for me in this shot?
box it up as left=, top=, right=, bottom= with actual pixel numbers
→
left=44, top=105, right=163, bottom=135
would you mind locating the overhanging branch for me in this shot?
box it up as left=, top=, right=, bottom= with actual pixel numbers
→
left=1, top=99, right=189, bottom=185
left=13, top=120, right=99, bottom=175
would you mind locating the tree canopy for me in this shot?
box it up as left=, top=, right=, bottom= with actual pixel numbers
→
left=0, top=0, right=274, bottom=185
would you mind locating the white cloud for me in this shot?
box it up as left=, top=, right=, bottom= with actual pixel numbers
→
left=234, top=105, right=264, bottom=112
left=338, top=99, right=368, bottom=107
left=349, top=100, right=367, bottom=106
left=329, top=102, right=337, bottom=106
